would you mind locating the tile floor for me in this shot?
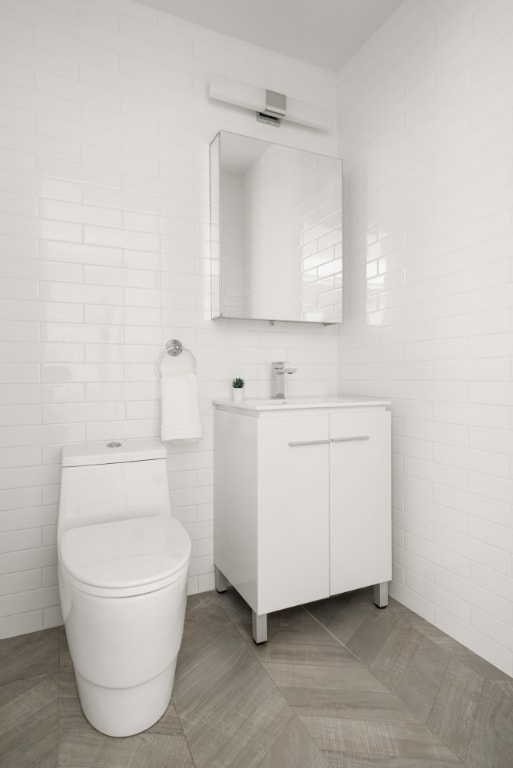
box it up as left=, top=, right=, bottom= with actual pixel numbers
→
left=1, top=586, right=512, bottom=767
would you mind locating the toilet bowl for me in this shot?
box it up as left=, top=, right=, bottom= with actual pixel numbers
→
left=57, top=439, right=191, bottom=737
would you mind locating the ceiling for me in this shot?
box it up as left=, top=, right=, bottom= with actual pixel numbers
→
left=136, top=0, right=405, bottom=72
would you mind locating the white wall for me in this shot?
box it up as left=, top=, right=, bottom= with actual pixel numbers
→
left=0, top=0, right=339, bottom=638
left=338, top=0, right=513, bottom=675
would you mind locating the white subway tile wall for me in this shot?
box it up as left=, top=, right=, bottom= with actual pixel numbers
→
left=0, top=0, right=339, bottom=637
left=338, top=0, right=513, bottom=675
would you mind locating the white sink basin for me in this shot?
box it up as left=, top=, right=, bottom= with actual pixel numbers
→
left=213, top=396, right=391, bottom=411
left=247, top=397, right=324, bottom=406
left=246, top=397, right=323, bottom=405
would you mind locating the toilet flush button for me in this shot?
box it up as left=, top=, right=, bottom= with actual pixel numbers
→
left=106, top=441, right=122, bottom=448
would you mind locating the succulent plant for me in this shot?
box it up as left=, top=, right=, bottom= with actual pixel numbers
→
left=232, top=377, right=245, bottom=388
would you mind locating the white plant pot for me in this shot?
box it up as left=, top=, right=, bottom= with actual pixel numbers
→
left=232, top=388, right=244, bottom=403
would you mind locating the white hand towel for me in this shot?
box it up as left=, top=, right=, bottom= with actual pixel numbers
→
left=160, top=372, right=202, bottom=442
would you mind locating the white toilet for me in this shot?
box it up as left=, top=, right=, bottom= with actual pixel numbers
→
left=57, top=439, right=191, bottom=737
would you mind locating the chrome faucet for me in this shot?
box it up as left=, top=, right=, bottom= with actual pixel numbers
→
left=271, top=361, right=297, bottom=399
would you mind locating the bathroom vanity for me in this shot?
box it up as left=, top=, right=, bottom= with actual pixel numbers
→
left=213, top=397, right=391, bottom=642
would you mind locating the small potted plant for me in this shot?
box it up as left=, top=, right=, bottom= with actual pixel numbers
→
left=231, top=377, right=245, bottom=403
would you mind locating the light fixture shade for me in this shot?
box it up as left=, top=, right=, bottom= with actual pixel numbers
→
left=209, top=76, right=331, bottom=131
left=210, top=76, right=266, bottom=114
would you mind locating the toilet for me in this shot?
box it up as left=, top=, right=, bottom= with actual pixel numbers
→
left=57, top=439, right=191, bottom=738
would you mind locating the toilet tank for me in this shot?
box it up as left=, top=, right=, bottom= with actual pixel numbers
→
left=58, top=439, right=171, bottom=539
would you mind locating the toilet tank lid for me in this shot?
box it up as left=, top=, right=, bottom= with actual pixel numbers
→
left=62, top=439, right=166, bottom=467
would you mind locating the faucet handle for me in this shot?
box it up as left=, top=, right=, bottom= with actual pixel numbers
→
left=271, top=361, right=295, bottom=399
left=272, top=361, right=296, bottom=375
left=282, top=361, right=297, bottom=375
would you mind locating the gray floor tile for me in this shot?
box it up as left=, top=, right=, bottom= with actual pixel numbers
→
left=325, top=755, right=465, bottom=767
left=427, top=657, right=484, bottom=762
left=181, top=688, right=294, bottom=768
left=395, top=636, right=451, bottom=722
left=175, top=595, right=294, bottom=765
left=1, top=587, right=511, bottom=768
left=283, top=687, right=419, bottom=723
left=301, top=716, right=463, bottom=763
left=0, top=627, right=59, bottom=685
left=464, top=678, right=513, bottom=768
left=264, top=606, right=342, bottom=646
left=175, top=626, right=296, bottom=767
left=347, top=610, right=425, bottom=690
left=255, top=717, right=330, bottom=768
left=262, top=658, right=389, bottom=694
left=253, top=639, right=354, bottom=665
left=452, top=647, right=513, bottom=682
left=306, top=590, right=377, bottom=644
left=307, top=590, right=411, bottom=645
left=0, top=673, right=58, bottom=768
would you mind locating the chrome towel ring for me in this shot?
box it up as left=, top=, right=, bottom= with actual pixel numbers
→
left=157, top=339, right=197, bottom=377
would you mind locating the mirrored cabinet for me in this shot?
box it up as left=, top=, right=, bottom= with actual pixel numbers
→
left=210, top=131, right=343, bottom=325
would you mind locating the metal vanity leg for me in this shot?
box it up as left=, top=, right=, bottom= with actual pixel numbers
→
left=252, top=611, right=268, bottom=644
left=215, top=566, right=229, bottom=593
left=373, top=581, right=389, bottom=608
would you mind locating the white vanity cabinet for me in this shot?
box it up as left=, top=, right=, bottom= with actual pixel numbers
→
left=213, top=398, right=391, bottom=642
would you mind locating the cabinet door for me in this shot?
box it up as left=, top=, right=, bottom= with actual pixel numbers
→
left=258, top=414, right=330, bottom=614
left=329, top=409, right=391, bottom=595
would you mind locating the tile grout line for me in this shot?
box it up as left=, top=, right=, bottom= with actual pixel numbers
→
left=171, top=702, right=198, bottom=768
left=302, top=603, right=350, bottom=648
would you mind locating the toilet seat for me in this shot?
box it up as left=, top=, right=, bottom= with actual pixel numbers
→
left=60, top=516, right=191, bottom=598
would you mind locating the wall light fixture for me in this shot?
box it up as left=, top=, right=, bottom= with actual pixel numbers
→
left=209, top=75, right=331, bottom=131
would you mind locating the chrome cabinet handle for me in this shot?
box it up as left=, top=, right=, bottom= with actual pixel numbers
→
left=331, top=435, right=370, bottom=442
left=288, top=439, right=330, bottom=447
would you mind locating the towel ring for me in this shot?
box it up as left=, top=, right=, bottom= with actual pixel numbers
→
left=157, top=339, right=197, bottom=377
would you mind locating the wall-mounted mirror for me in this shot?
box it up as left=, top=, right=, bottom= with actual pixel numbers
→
left=210, top=131, right=342, bottom=324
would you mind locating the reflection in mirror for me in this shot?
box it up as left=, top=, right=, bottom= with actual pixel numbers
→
left=210, top=131, right=342, bottom=324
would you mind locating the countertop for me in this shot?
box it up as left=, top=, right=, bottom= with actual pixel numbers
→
left=212, top=395, right=391, bottom=413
